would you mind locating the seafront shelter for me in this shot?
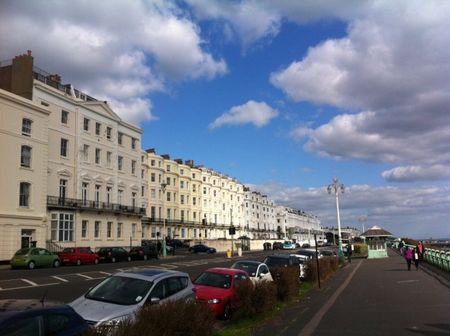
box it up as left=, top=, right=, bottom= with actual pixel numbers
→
left=362, top=225, right=392, bottom=259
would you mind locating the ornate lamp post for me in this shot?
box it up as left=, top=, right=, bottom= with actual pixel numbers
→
left=161, top=182, right=167, bottom=257
left=328, top=177, right=345, bottom=262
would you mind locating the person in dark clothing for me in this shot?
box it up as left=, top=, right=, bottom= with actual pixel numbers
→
left=347, top=244, right=352, bottom=263
left=413, top=247, right=419, bottom=270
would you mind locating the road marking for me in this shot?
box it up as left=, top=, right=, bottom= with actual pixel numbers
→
left=99, top=271, right=112, bottom=275
left=298, top=260, right=363, bottom=336
left=51, top=276, right=68, bottom=282
left=76, top=273, right=93, bottom=279
left=21, top=279, right=38, bottom=286
left=159, top=264, right=178, bottom=269
left=397, top=280, right=420, bottom=284
left=0, top=283, right=60, bottom=292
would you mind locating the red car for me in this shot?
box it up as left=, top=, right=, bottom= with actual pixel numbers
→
left=193, top=267, right=250, bottom=319
left=59, top=247, right=99, bottom=266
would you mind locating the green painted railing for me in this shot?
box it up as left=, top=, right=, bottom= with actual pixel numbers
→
left=424, top=249, right=450, bottom=272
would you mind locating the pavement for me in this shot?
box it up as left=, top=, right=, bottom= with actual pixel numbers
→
left=254, top=250, right=450, bottom=336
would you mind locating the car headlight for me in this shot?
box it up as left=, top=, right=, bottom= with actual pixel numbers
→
left=207, top=298, right=222, bottom=304
left=101, top=314, right=130, bottom=326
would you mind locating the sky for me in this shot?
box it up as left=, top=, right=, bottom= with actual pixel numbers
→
left=1, top=0, right=449, bottom=239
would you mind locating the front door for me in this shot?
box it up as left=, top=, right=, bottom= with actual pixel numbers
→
left=21, top=229, right=33, bottom=248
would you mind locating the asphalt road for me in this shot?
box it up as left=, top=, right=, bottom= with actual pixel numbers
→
left=0, top=249, right=275, bottom=303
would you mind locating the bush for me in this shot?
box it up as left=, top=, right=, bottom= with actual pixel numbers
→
left=272, top=267, right=300, bottom=302
left=232, top=280, right=277, bottom=320
left=83, top=300, right=215, bottom=336
left=305, top=257, right=339, bottom=283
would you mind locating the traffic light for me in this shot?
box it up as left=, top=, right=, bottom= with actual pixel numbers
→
left=229, top=226, right=236, bottom=235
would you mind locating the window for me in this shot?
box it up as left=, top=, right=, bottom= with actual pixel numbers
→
left=166, top=177, right=170, bottom=185
left=151, top=159, right=155, bottom=166
left=106, top=186, right=112, bottom=204
left=83, top=118, right=90, bottom=131
left=61, top=110, right=68, bottom=124
left=193, top=184, right=196, bottom=192
left=106, top=151, right=112, bottom=167
left=95, top=122, right=101, bottom=135
left=117, top=222, right=122, bottom=238
left=132, top=223, right=136, bottom=238
left=83, top=144, right=89, bottom=161
left=131, top=160, right=136, bottom=175
left=19, top=182, right=30, bottom=207
left=166, top=192, right=171, bottom=202
left=180, top=169, right=184, bottom=176
left=180, top=181, right=184, bottom=189
left=22, top=118, right=32, bottom=136
left=118, top=132, right=123, bottom=145
left=20, top=145, right=31, bottom=168
left=193, top=197, right=196, bottom=206
left=94, top=221, right=100, bottom=238
left=59, top=179, right=67, bottom=199
left=60, top=138, right=68, bottom=157
left=166, top=165, right=170, bottom=172
left=132, top=192, right=137, bottom=207
left=150, top=189, right=156, bottom=199
left=180, top=195, right=185, bottom=205
left=118, top=189, right=123, bottom=204
left=118, top=156, right=123, bottom=170
left=50, top=212, right=74, bottom=241
left=131, top=138, right=137, bottom=149
left=95, top=148, right=101, bottom=164
left=81, top=220, right=88, bottom=238
left=95, top=185, right=101, bottom=205
left=151, top=173, right=156, bottom=182
left=107, top=222, right=113, bottom=238
left=82, top=183, right=88, bottom=203
left=106, top=127, right=112, bottom=140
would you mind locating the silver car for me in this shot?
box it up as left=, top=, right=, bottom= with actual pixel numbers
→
left=70, top=269, right=195, bottom=327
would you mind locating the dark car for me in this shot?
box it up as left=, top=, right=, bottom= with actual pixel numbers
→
left=0, top=299, right=89, bottom=336
left=188, top=244, right=216, bottom=254
left=97, top=247, right=131, bottom=263
left=59, top=247, right=98, bottom=266
left=130, top=245, right=158, bottom=260
left=295, top=249, right=322, bottom=260
left=320, top=249, right=337, bottom=257
left=263, top=254, right=302, bottom=279
left=272, top=242, right=283, bottom=250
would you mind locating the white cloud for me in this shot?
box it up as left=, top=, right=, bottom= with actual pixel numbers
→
left=257, top=182, right=450, bottom=239
left=0, top=0, right=227, bottom=124
left=209, top=100, right=279, bottom=129
left=269, top=1, right=450, bottom=182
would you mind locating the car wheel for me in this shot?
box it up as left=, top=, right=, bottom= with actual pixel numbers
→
left=28, top=261, right=35, bottom=270
left=222, top=303, right=232, bottom=320
left=143, top=255, right=148, bottom=261
left=53, top=259, right=60, bottom=268
left=111, top=257, right=116, bottom=263
left=127, top=256, right=131, bottom=262
left=76, top=259, right=81, bottom=266
left=94, top=258, right=99, bottom=265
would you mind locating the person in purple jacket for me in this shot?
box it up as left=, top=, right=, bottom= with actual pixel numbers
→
left=404, top=246, right=413, bottom=271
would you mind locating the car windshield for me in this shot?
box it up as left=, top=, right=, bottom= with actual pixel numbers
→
left=85, top=276, right=153, bottom=305
left=15, top=248, right=30, bottom=256
left=195, top=272, right=232, bottom=288
left=62, top=248, right=74, bottom=253
left=264, top=257, right=288, bottom=268
left=231, top=263, right=258, bottom=277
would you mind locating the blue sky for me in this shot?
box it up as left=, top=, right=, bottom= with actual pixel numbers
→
left=1, top=0, right=449, bottom=239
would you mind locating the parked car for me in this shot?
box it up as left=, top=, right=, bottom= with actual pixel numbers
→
left=263, top=254, right=302, bottom=279
left=231, top=260, right=273, bottom=283
left=0, top=299, right=89, bottom=336
left=193, top=267, right=250, bottom=319
left=10, top=247, right=60, bottom=270
left=188, top=244, right=216, bottom=254
left=272, top=242, right=283, bottom=250
left=282, top=240, right=296, bottom=250
left=301, top=243, right=311, bottom=248
left=70, top=269, right=194, bottom=327
left=130, top=245, right=158, bottom=260
left=59, top=247, right=99, bottom=266
left=320, top=249, right=337, bottom=257
left=295, top=249, right=322, bottom=260
left=97, top=247, right=131, bottom=263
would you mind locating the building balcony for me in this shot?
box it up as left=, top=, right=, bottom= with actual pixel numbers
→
left=47, top=196, right=146, bottom=216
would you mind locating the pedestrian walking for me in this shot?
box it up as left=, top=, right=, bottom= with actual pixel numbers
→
left=404, top=246, right=413, bottom=271
left=416, top=241, right=425, bottom=260
left=347, top=244, right=352, bottom=263
left=399, top=240, right=405, bottom=256
left=413, top=247, right=419, bottom=270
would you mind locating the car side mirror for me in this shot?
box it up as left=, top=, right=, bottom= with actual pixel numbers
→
left=149, top=297, right=160, bottom=305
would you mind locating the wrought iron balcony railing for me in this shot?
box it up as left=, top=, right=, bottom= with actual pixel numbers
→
left=47, top=196, right=146, bottom=216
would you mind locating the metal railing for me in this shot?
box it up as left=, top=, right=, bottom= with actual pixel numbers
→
left=424, top=249, right=450, bottom=272
left=47, top=196, right=146, bottom=216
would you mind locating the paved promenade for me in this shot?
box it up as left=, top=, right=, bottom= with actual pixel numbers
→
left=256, top=250, right=450, bottom=336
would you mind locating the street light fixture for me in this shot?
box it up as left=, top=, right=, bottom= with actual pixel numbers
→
left=161, top=182, right=167, bottom=257
left=328, top=177, right=345, bottom=263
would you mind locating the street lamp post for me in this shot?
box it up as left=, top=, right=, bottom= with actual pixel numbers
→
left=359, top=215, right=367, bottom=243
left=161, top=182, right=167, bottom=257
left=328, top=177, right=345, bottom=263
